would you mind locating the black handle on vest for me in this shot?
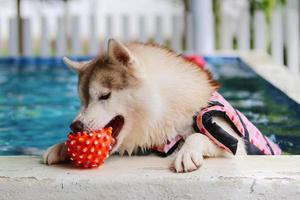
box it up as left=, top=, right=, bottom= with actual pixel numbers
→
left=201, top=111, right=239, bottom=155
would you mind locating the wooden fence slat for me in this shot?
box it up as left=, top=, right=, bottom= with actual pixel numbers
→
left=104, top=15, right=113, bottom=49
left=186, top=13, right=194, bottom=54
left=220, top=6, right=233, bottom=50
left=271, top=7, right=283, bottom=65
left=22, top=18, right=33, bottom=57
left=0, top=18, right=1, bottom=54
left=171, top=15, right=182, bottom=52
left=286, top=0, right=299, bottom=74
left=237, top=11, right=250, bottom=50
left=40, top=17, right=50, bottom=57
left=254, top=11, right=266, bottom=51
left=154, top=15, right=164, bottom=45
left=121, top=15, right=130, bottom=42
left=56, top=17, right=67, bottom=57
left=8, top=18, right=18, bottom=57
left=71, top=16, right=82, bottom=55
left=0, top=18, right=4, bottom=55
left=89, top=14, right=98, bottom=55
left=190, top=0, right=215, bottom=54
left=220, top=16, right=233, bottom=49
left=138, top=16, right=147, bottom=43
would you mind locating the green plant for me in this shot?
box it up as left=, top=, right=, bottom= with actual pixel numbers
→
left=250, top=0, right=287, bottom=23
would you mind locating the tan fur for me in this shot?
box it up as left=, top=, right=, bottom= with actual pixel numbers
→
left=115, top=42, right=218, bottom=154
left=43, top=39, right=245, bottom=173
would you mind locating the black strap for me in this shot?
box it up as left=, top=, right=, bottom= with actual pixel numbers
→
left=208, top=101, right=225, bottom=107
left=192, top=113, right=200, bottom=133
left=234, top=109, right=250, bottom=143
left=263, top=136, right=275, bottom=155
left=152, top=138, right=183, bottom=157
left=234, top=109, right=269, bottom=155
left=201, top=111, right=239, bottom=155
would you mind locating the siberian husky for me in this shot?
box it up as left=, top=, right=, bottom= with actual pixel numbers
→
left=43, top=39, right=249, bottom=173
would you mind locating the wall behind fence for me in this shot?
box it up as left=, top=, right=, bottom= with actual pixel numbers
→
left=219, top=0, right=299, bottom=75
left=0, top=0, right=299, bottom=76
left=1, top=14, right=186, bottom=57
left=0, top=0, right=184, bottom=57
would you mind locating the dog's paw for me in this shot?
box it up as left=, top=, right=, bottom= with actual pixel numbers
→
left=173, top=134, right=204, bottom=173
left=42, top=143, right=68, bottom=165
left=173, top=149, right=203, bottom=173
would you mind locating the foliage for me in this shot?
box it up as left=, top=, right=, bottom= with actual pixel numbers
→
left=250, top=0, right=287, bottom=22
left=213, top=0, right=221, bottom=49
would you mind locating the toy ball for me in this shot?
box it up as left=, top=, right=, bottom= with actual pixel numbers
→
left=184, top=55, right=206, bottom=69
left=66, top=127, right=115, bottom=168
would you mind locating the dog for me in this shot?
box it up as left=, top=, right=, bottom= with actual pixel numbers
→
left=43, top=39, right=281, bottom=172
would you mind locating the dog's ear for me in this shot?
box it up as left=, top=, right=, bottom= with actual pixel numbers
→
left=63, top=57, right=90, bottom=73
left=107, top=39, right=134, bottom=65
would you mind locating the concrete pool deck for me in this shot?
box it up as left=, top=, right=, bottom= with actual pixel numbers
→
left=1, top=52, right=300, bottom=199
left=210, top=51, right=300, bottom=104
left=0, top=155, right=299, bottom=200
left=242, top=51, right=300, bottom=104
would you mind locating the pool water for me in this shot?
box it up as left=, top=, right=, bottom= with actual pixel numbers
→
left=0, top=61, right=79, bottom=155
left=0, top=57, right=299, bottom=155
left=206, top=57, right=300, bottom=154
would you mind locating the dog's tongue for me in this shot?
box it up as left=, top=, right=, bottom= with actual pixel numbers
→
left=104, top=115, right=125, bottom=139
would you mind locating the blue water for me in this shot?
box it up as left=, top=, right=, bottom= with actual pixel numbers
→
left=0, top=57, right=299, bottom=155
left=0, top=60, right=80, bottom=155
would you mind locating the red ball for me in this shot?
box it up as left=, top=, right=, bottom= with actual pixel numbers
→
left=184, top=55, right=206, bottom=69
left=65, top=127, right=115, bottom=168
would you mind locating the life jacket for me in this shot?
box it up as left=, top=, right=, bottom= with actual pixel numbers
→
left=152, top=92, right=282, bottom=156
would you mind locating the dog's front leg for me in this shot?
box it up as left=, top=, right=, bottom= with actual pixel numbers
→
left=43, top=143, right=69, bottom=165
left=173, top=133, right=226, bottom=173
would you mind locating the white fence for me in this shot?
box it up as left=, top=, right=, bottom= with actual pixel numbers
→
left=0, top=0, right=299, bottom=76
left=219, top=0, right=300, bottom=75
left=2, top=14, right=187, bottom=56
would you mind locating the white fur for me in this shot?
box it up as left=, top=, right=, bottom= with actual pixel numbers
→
left=43, top=40, right=247, bottom=172
left=173, top=117, right=246, bottom=172
left=43, top=143, right=68, bottom=165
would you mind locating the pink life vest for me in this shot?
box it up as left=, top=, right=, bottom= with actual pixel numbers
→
left=152, top=92, right=282, bottom=156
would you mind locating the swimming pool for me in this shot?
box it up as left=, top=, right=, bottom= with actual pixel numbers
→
left=0, top=57, right=299, bottom=155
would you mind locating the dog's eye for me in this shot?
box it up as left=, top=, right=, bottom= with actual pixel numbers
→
left=98, top=92, right=111, bottom=101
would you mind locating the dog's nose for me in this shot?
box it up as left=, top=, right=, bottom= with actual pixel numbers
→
left=70, top=121, right=84, bottom=133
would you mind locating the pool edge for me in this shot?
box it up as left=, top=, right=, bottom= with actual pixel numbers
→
left=0, top=155, right=299, bottom=200
left=205, top=50, right=300, bottom=104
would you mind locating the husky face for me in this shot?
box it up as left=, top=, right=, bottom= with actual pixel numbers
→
left=64, top=39, right=143, bottom=153
left=44, top=39, right=249, bottom=172
left=64, top=39, right=218, bottom=155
